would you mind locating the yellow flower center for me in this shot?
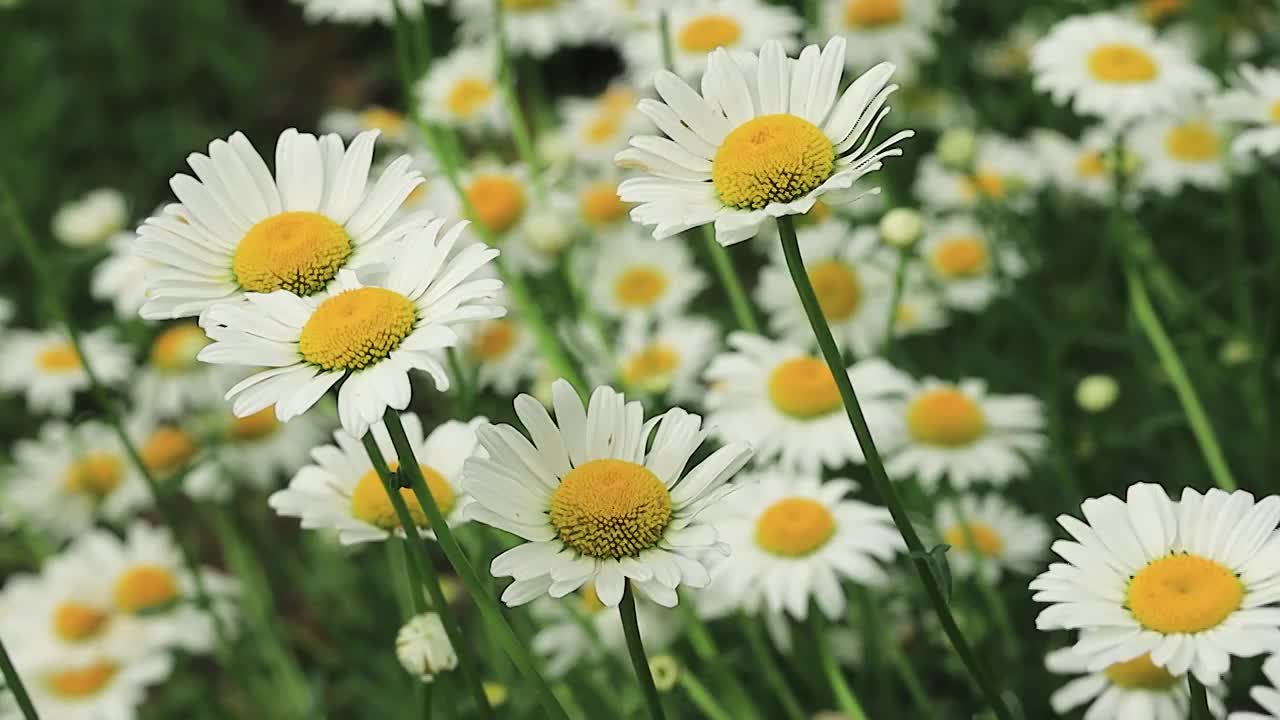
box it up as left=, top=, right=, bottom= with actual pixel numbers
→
left=712, top=114, right=834, bottom=210
left=808, top=260, right=862, bottom=321
left=1164, top=121, right=1220, bottom=162
left=1076, top=150, right=1106, bottom=177
left=1087, top=44, right=1159, bottom=84
left=359, top=107, right=406, bottom=135
left=613, top=266, right=668, bottom=308
left=53, top=603, right=110, bottom=643
left=580, top=182, right=628, bottom=226
left=583, top=113, right=622, bottom=146
left=1140, top=0, right=1184, bottom=22
left=1270, top=101, right=1280, bottom=125
left=963, top=171, right=1007, bottom=200
left=45, top=662, right=117, bottom=698
left=446, top=78, right=496, bottom=117
left=465, top=174, right=527, bottom=234
left=470, top=319, right=518, bottom=362
left=298, top=287, right=417, bottom=372
left=754, top=497, right=836, bottom=556
left=907, top=388, right=986, bottom=446
left=549, top=459, right=673, bottom=559
left=233, top=211, right=353, bottom=295
left=64, top=453, right=124, bottom=498
left=349, top=463, right=455, bottom=530
left=622, top=344, right=680, bottom=391
left=601, top=87, right=638, bottom=114
left=943, top=522, right=1004, bottom=557
left=768, top=356, right=842, bottom=419
left=1127, top=554, right=1243, bottom=634
left=1103, top=653, right=1180, bottom=690
left=930, top=235, right=989, bottom=277
left=228, top=406, right=281, bottom=442
left=503, top=0, right=557, bottom=10
left=844, top=0, right=902, bottom=28
left=149, top=323, right=209, bottom=372
left=36, top=343, right=81, bottom=371
left=114, top=565, right=179, bottom=613
left=140, top=426, right=198, bottom=477
left=677, top=15, right=742, bottom=53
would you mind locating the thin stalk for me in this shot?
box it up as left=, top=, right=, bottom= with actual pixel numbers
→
left=702, top=226, right=760, bottom=333
left=657, top=12, right=675, bottom=72
left=776, top=214, right=1012, bottom=720
left=445, top=348, right=475, bottom=416
left=675, top=595, right=757, bottom=719
left=679, top=670, right=735, bottom=720
left=0, top=633, right=38, bottom=720
left=948, top=497, right=1018, bottom=660
left=380, top=411, right=570, bottom=720
left=887, top=640, right=932, bottom=716
left=1188, top=676, right=1210, bottom=720
left=882, top=245, right=910, bottom=353
left=739, top=615, right=805, bottom=720
left=813, top=612, right=866, bottom=720
left=491, top=0, right=543, bottom=191
left=619, top=583, right=667, bottom=720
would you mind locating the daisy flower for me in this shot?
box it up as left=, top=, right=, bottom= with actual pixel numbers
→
left=918, top=214, right=1025, bottom=312
left=934, top=494, right=1050, bottom=583
left=588, top=227, right=707, bottom=319
left=269, top=413, right=478, bottom=544
left=2, top=646, right=172, bottom=720
left=1033, top=128, right=1119, bottom=203
left=133, top=322, right=220, bottom=416
left=1232, top=654, right=1280, bottom=720
left=204, top=402, right=330, bottom=494
left=622, top=0, right=801, bottom=84
left=0, top=328, right=132, bottom=416
left=1129, top=112, right=1229, bottom=195
left=320, top=106, right=412, bottom=145
left=463, top=380, right=754, bottom=607
left=454, top=0, right=602, bottom=59
left=126, top=413, right=203, bottom=484
left=90, top=231, right=152, bottom=319
left=615, top=314, right=719, bottom=402
left=291, top=0, right=430, bottom=24
left=886, top=274, right=949, bottom=340
left=52, top=188, right=127, bottom=248
left=455, top=164, right=556, bottom=274
left=1046, top=644, right=1225, bottom=720
left=1030, top=12, right=1214, bottom=124
left=1213, top=65, right=1280, bottom=159
left=135, top=128, right=426, bottom=320
left=702, top=333, right=897, bottom=474
left=705, top=471, right=903, bottom=620
left=1031, top=483, right=1280, bottom=685
left=197, top=218, right=503, bottom=437
left=617, top=37, right=914, bottom=246
left=574, top=177, right=634, bottom=235
left=557, top=86, right=651, bottom=171
left=531, top=583, right=678, bottom=677
left=914, top=133, right=1046, bottom=211
left=417, top=45, right=505, bottom=134
left=464, top=306, right=543, bottom=396
left=755, top=222, right=895, bottom=356
left=820, top=0, right=943, bottom=81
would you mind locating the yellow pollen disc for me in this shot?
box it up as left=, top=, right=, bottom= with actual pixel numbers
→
left=622, top=344, right=680, bottom=391
left=228, top=405, right=280, bottom=442
left=580, top=183, right=628, bottom=226
left=36, top=343, right=81, bottom=371
left=141, top=427, right=198, bottom=477
left=298, top=287, right=416, bottom=372
left=65, top=453, right=124, bottom=498
left=907, top=388, right=985, bottom=446
left=149, top=323, right=209, bottom=372
left=943, top=522, right=1004, bottom=557
left=470, top=319, right=518, bottom=362
left=465, top=174, right=527, bottom=234
left=549, top=459, right=673, bottom=559
left=349, top=463, right=455, bottom=530
left=579, top=583, right=605, bottom=614
left=1127, top=554, right=1243, bottom=634
left=712, top=114, right=834, bottom=210
left=1164, top=121, right=1220, bottom=162
left=233, top=211, right=353, bottom=295
left=600, top=87, right=638, bottom=114
left=677, top=15, right=743, bottom=53
left=446, top=78, right=496, bottom=117
left=503, top=0, right=557, bottom=10
left=930, top=235, right=989, bottom=277
left=1140, top=0, right=1184, bottom=22
left=53, top=603, right=110, bottom=642
left=768, top=356, right=842, bottom=419
left=583, top=113, right=622, bottom=145
left=963, top=171, right=1007, bottom=200
left=359, top=107, right=406, bottom=134
left=1087, top=44, right=1159, bottom=84
left=1270, top=101, right=1280, bottom=125
left=45, top=662, right=117, bottom=698
left=1077, top=151, right=1105, bottom=177
left=114, top=565, right=179, bottom=613
left=1103, top=654, right=1180, bottom=690
left=613, top=266, right=669, bottom=308
left=808, top=260, right=862, bottom=321
left=755, top=497, right=836, bottom=556
left=844, top=0, right=902, bottom=28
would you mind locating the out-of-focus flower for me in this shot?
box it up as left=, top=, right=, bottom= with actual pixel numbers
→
left=0, top=328, right=132, bottom=416
left=934, top=494, right=1049, bottom=582
left=292, top=0, right=432, bottom=25
left=820, top=0, right=943, bottom=81
left=395, top=613, right=457, bottom=683
left=879, top=207, right=923, bottom=247
left=52, top=188, right=127, bottom=248
left=1129, top=112, right=1228, bottom=195
left=1213, top=65, right=1280, bottom=160
left=417, top=45, right=505, bottom=134
left=622, top=0, right=801, bottom=84
left=1075, top=374, right=1119, bottom=413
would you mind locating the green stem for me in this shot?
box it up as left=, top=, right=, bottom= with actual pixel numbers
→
left=619, top=583, right=667, bottom=720
left=501, top=263, right=588, bottom=393
left=491, top=0, right=543, bottom=192
left=380, top=411, right=570, bottom=720
left=813, top=612, right=866, bottom=720
left=882, top=246, right=910, bottom=353
left=445, top=348, right=475, bottom=416
left=887, top=640, right=932, bottom=717
left=676, top=596, right=757, bottom=719
left=679, top=670, right=735, bottom=720
left=739, top=616, right=805, bottom=720
left=776, top=214, right=1012, bottom=720
left=0, top=632, right=38, bottom=720
left=702, top=226, right=760, bottom=333
left=1188, top=676, right=1210, bottom=720
left=658, top=12, right=675, bottom=72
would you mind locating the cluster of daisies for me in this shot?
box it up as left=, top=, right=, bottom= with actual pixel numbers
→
left=2, top=0, right=1279, bottom=718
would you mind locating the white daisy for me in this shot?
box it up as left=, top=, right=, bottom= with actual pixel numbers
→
left=913, top=133, right=1047, bottom=212
left=886, top=272, right=949, bottom=340
left=90, top=231, right=152, bottom=320
left=917, top=214, right=1025, bottom=312
left=1231, top=654, right=1280, bottom=720
left=755, top=222, right=895, bottom=356
left=588, top=227, right=707, bottom=319
left=454, top=164, right=556, bottom=274
left=464, top=305, right=543, bottom=396
left=617, top=37, right=914, bottom=246
left=269, top=413, right=478, bottom=545
left=1129, top=111, right=1229, bottom=195
left=1213, top=65, right=1280, bottom=159
left=291, top=0, right=431, bottom=25
left=615, top=314, right=719, bottom=402
left=463, top=380, right=754, bottom=607
left=531, top=583, right=678, bottom=677
left=1030, top=12, right=1214, bottom=124
left=125, top=413, right=204, bottom=486
left=0, top=328, right=132, bottom=416
left=132, top=322, right=220, bottom=416
left=573, top=176, right=634, bottom=235
left=52, top=188, right=128, bottom=248
left=557, top=87, right=651, bottom=171
left=2, top=647, right=172, bottom=720
left=934, top=494, right=1050, bottom=582
left=705, top=471, right=903, bottom=620
left=135, top=128, right=427, bottom=320
left=417, top=45, right=505, bottom=134
left=203, top=402, right=331, bottom=494
left=820, top=0, right=943, bottom=81
left=702, top=333, right=897, bottom=474
left=197, top=218, right=504, bottom=437
left=1031, top=483, right=1280, bottom=685
left=1033, top=127, right=1118, bottom=203
left=320, top=106, right=412, bottom=145
left=454, top=0, right=603, bottom=59
left=1047, top=644, right=1225, bottom=720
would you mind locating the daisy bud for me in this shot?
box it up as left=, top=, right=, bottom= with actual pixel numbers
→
left=1219, top=338, right=1252, bottom=367
left=1075, top=374, right=1118, bottom=413
left=936, top=128, right=977, bottom=170
left=879, top=208, right=924, bottom=248
left=395, top=613, right=456, bottom=683
left=648, top=654, right=679, bottom=693
left=525, top=207, right=573, bottom=254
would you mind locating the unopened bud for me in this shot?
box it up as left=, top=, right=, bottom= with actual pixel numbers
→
left=879, top=208, right=923, bottom=247
left=937, top=128, right=977, bottom=170
left=1075, top=374, right=1118, bottom=413
left=395, top=613, right=457, bottom=683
